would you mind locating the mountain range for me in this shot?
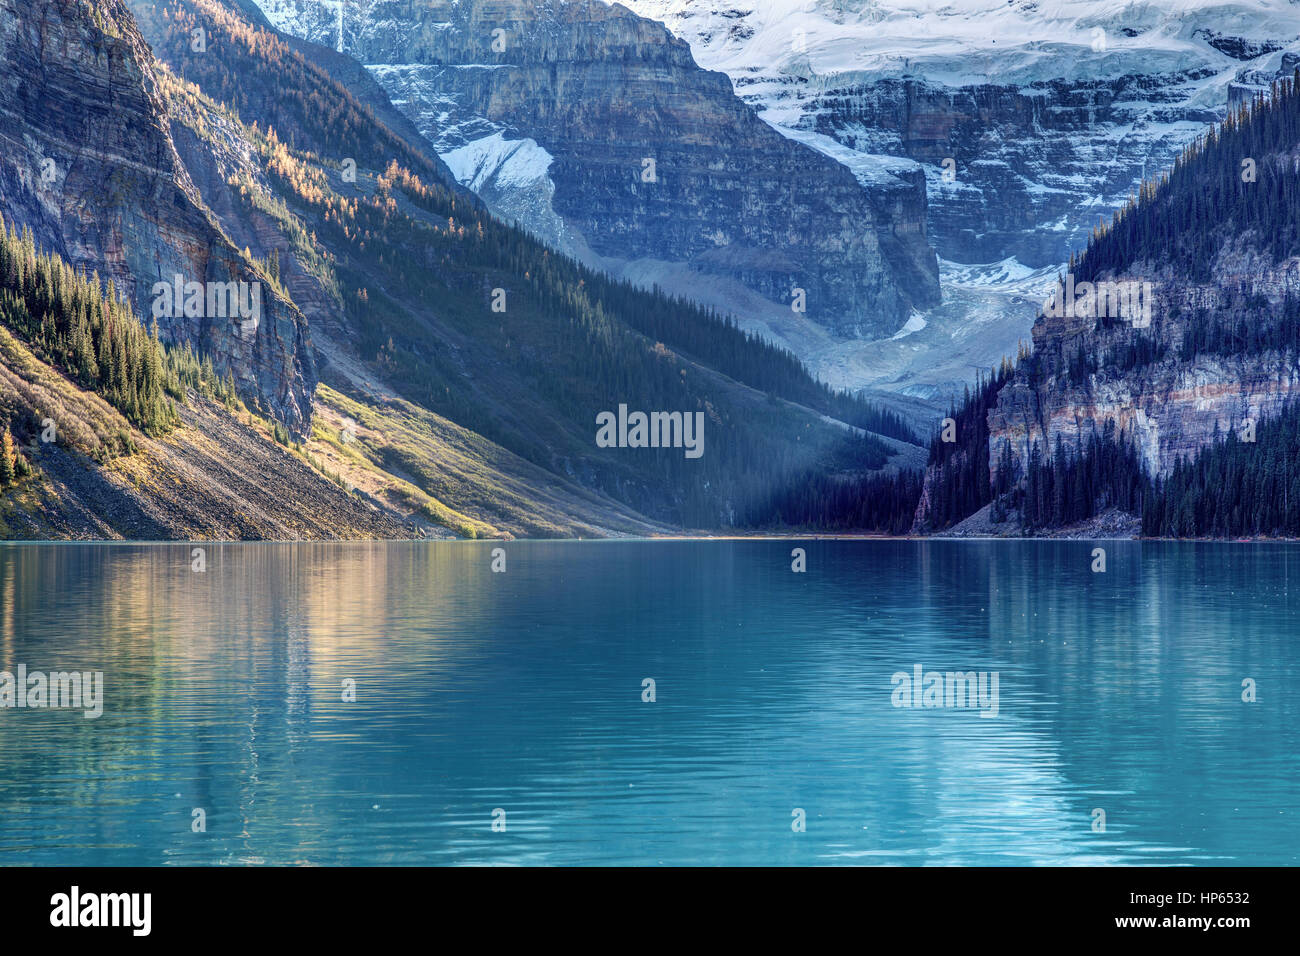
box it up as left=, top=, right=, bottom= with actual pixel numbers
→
left=0, top=0, right=924, bottom=539
left=2, top=0, right=1298, bottom=540
left=253, top=0, right=1300, bottom=404
left=251, top=0, right=942, bottom=338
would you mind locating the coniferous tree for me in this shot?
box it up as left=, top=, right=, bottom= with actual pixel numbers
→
left=0, top=426, right=15, bottom=486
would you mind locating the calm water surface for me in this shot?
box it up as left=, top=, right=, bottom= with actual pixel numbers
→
left=0, top=540, right=1296, bottom=865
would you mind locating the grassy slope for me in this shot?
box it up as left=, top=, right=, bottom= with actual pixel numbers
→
left=1, top=322, right=418, bottom=539
left=309, top=385, right=664, bottom=539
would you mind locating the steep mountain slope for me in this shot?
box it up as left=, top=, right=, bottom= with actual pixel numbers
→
left=0, top=211, right=419, bottom=539
left=0, top=0, right=315, bottom=429
left=250, top=0, right=941, bottom=337
left=0, top=0, right=416, bottom=538
left=225, top=0, right=475, bottom=204
left=990, top=81, right=1300, bottom=481
left=913, top=73, right=1300, bottom=535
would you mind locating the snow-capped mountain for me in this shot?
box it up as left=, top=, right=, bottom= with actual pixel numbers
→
left=249, top=1, right=1300, bottom=406
left=250, top=0, right=941, bottom=338
left=623, top=0, right=1300, bottom=266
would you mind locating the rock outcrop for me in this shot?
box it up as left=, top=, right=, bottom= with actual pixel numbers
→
left=988, top=256, right=1300, bottom=483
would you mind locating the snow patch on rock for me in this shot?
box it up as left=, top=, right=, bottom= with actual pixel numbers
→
left=442, top=133, right=556, bottom=192
left=890, top=314, right=928, bottom=340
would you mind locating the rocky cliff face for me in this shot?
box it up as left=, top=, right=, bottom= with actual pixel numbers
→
left=628, top=0, right=1300, bottom=268
left=988, top=256, right=1300, bottom=484
left=0, top=0, right=315, bottom=429
left=795, top=72, right=1226, bottom=267
left=252, top=0, right=939, bottom=336
left=906, top=51, right=1300, bottom=532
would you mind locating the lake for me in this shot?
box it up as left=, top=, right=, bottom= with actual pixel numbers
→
left=0, top=539, right=1295, bottom=865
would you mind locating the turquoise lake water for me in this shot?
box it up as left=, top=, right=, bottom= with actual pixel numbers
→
left=0, top=539, right=1295, bottom=865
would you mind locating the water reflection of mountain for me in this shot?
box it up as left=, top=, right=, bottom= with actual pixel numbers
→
left=0, top=541, right=1295, bottom=864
